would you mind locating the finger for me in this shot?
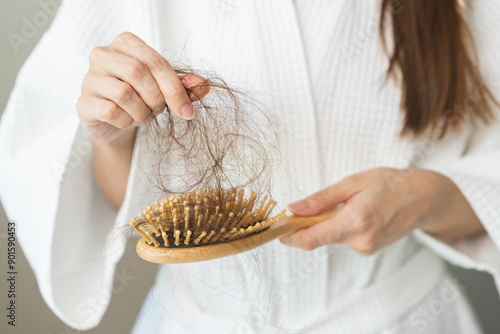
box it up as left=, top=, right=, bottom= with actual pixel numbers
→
left=288, top=175, right=362, bottom=216
left=279, top=204, right=360, bottom=250
left=92, top=48, right=166, bottom=113
left=279, top=227, right=323, bottom=250
left=83, top=74, right=152, bottom=123
left=338, top=207, right=420, bottom=256
left=180, top=75, right=210, bottom=102
left=336, top=232, right=382, bottom=256
left=333, top=199, right=396, bottom=256
left=78, top=95, right=134, bottom=129
left=111, top=32, right=195, bottom=119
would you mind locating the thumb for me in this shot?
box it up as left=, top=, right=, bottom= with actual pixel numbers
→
left=288, top=177, right=358, bottom=216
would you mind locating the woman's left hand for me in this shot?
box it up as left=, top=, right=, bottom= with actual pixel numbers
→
left=279, top=167, right=485, bottom=255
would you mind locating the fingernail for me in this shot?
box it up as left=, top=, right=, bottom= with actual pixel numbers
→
left=180, top=104, right=194, bottom=120
left=288, top=200, right=307, bottom=212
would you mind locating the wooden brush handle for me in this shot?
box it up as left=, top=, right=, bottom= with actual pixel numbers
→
left=136, top=210, right=338, bottom=264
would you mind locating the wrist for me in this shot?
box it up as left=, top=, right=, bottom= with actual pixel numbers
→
left=414, top=170, right=485, bottom=240
left=91, top=127, right=137, bottom=151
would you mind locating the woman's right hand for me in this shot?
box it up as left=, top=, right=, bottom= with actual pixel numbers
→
left=77, top=32, right=210, bottom=210
left=77, top=32, right=209, bottom=143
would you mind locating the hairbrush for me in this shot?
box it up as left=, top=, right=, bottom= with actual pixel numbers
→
left=129, top=188, right=336, bottom=264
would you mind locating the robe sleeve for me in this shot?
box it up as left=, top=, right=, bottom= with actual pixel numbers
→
left=0, top=0, right=152, bottom=330
left=413, top=0, right=500, bottom=297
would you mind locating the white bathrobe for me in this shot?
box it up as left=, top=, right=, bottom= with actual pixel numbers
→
left=1, top=0, right=500, bottom=333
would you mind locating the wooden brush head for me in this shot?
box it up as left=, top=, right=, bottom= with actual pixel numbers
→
left=129, top=188, right=286, bottom=249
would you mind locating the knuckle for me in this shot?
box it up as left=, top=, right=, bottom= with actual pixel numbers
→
left=89, top=46, right=107, bottom=64
left=341, top=174, right=357, bottom=188
left=151, top=99, right=166, bottom=112
left=355, top=211, right=373, bottom=232
left=147, top=92, right=166, bottom=112
left=357, top=249, right=375, bottom=257
left=76, top=96, right=86, bottom=114
left=113, top=31, right=137, bottom=45
left=102, top=101, right=121, bottom=121
left=123, top=60, right=145, bottom=80
left=118, top=117, right=134, bottom=129
left=149, top=56, right=169, bottom=73
left=115, top=84, right=134, bottom=104
left=374, top=166, right=390, bottom=174
left=137, top=111, right=150, bottom=123
left=359, top=233, right=379, bottom=252
left=81, top=73, right=92, bottom=89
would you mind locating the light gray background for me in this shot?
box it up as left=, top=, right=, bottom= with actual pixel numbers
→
left=0, top=1, right=499, bottom=333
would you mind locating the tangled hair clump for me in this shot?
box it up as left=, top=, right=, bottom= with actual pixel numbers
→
left=142, top=67, right=281, bottom=199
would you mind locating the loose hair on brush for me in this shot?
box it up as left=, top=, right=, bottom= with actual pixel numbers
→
left=128, top=66, right=283, bottom=250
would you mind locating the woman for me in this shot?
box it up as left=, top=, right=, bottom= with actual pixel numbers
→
left=1, top=0, right=499, bottom=333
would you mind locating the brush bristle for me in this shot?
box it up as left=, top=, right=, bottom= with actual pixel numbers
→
left=129, top=188, right=286, bottom=248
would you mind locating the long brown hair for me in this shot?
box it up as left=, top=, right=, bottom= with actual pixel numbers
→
left=380, top=0, right=498, bottom=138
